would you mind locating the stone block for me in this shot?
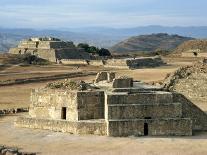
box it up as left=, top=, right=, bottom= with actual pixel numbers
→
left=106, top=91, right=173, bottom=105
left=112, top=77, right=133, bottom=88
left=107, top=103, right=182, bottom=119
left=107, top=118, right=192, bottom=137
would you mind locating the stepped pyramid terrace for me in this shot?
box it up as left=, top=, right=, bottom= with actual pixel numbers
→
left=9, top=37, right=90, bottom=62
left=15, top=72, right=207, bottom=137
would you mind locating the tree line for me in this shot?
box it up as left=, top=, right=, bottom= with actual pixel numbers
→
left=77, top=43, right=111, bottom=56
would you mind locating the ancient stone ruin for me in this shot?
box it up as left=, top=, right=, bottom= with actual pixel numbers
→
left=61, top=56, right=165, bottom=69
left=9, top=37, right=90, bottom=62
left=15, top=72, right=207, bottom=137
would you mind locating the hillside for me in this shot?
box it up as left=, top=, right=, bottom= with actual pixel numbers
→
left=110, top=33, right=194, bottom=53
left=1, top=26, right=207, bottom=53
left=174, top=39, right=207, bottom=54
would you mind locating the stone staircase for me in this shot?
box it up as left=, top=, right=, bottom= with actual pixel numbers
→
left=105, top=91, right=192, bottom=137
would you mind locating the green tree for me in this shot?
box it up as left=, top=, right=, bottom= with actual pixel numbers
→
left=98, top=48, right=111, bottom=56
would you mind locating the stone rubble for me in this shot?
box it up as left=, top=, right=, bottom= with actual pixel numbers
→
left=0, top=145, right=36, bottom=155
left=163, top=61, right=207, bottom=101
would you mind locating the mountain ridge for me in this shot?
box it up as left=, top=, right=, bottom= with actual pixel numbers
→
left=110, top=33, right=194, bottom=53
left=0, top=25, right=207, bottom=52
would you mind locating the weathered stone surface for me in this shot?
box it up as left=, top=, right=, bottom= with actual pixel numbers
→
left=9, top=37, right=90, bottom=62
left=104, top=56, right=164, bottom=69
left=15, top=117, right=107, bottom=136
left=112, top=77, right=133, bottom=88
left=107, top=103, right=182, bottom=119
left=107, top=118, right=192, bottom=137
left=30, top=89, right=105, bottom=121
left=106, top=91, right=173, bottom=105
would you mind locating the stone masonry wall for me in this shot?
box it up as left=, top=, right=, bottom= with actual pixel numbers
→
left=61, top=59, right=88, bottom=65
left=30, top=89, right=78, bottom=121
left=15, top=117, right=107, bottom=136
left=30, top=89, right=105, bottom=121
left=107, top=103, right=182, bottom=119
left=77, top=91, right=105, bottom=120
left=104, top=59, right=129, bottom=69
left=112, top=78, right=133, bottom=88
left=107, top=119, right=192, bottom=137
left=88, top=60, right=104, bottom=66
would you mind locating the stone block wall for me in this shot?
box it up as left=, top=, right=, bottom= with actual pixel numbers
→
left=15, top=117, right=107, bottom=136
left=112, top=78, right=133, bottom=88
left=105, top=91, right=193, bottom=137
left=106, top=91, right=173, bottom=105
left=107, top=119, right=192, bottom=137
left=107, top=103, right=182, bottom=119
left=61, top=59, right=88, bottom=65
left=30, top=89, right=78, bottom=121
left=104, top=59, right=129, bottom=69
left=37, top=49, right=57, bottom=62
left=126, top=57, right=164, bottom=68
left=88, top=60, right=104, bottom=66
left=18, top=41, right=37, bottom=49
left=104, top=57, right=164, bottom=69
left=30, top=89, right=105, bottom=121
left=77, top=91, right=105, bottom=120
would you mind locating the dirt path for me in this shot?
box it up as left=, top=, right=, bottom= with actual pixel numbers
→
left=0, top=114, right=207, bottom=155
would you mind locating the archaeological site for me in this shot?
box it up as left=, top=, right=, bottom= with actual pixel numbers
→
left=1, top=1, right=207, bottom=154
left=15, top=71, right=207, bottom=137
left=9, top=37, right=91, bottom=62
left=9, top=37, right=165, bottom=69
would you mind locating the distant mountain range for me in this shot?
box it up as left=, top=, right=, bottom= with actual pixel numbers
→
left=110, top=33, right=194, bottom=53
left=0, top=25, right=207, bottom=52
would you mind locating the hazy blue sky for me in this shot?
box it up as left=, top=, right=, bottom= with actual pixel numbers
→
left=0, top=0, right=206, bottom=28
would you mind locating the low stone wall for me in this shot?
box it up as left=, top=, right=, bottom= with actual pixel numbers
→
left=61, top=59, right=88, bottom=65
left=107, top=118, right=192, bottom=137
left=112, top=77, right=133, bottom=88
left=104, top=59, right=129, bottom=69
left=15, top=117, right=107, bottom=136
left=104, top=57, right=164, bottom=69
left=88, top=60, right=104, bottom=66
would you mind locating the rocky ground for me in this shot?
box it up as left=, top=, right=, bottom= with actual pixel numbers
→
left=163, top=61, right=207, bottom=111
